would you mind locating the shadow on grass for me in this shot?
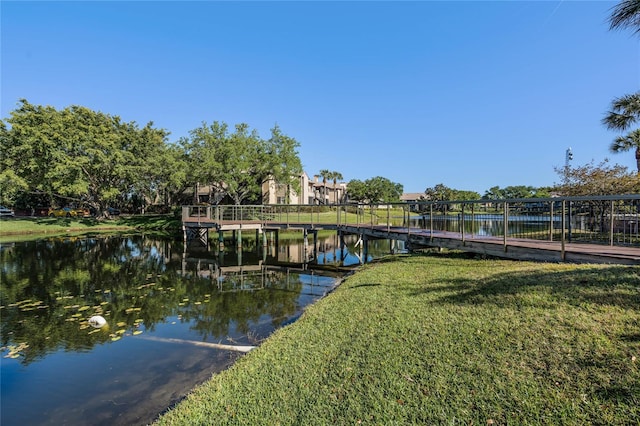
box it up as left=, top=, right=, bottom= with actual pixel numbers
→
left=412, top=252, right=640, bottom=311
left=30, top=214, right=179, bottom=227
left=348, top=283, right=382, bottom=289
left=37, top=217, right=101, bottom=226
left=116, top=214, right=181, bottom=231
left=620, top=332, right=640, bottom=342
left=595, top=384, right=640, bottom=403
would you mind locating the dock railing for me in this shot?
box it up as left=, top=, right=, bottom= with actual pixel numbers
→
left=182, top=194, right=640, bottom=248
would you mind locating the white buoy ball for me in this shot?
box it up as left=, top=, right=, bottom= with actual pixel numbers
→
left=88, top=315, right=107, bottom=328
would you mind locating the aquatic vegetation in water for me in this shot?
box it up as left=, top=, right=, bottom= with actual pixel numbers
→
left=3, top=342, right=29, bottom=359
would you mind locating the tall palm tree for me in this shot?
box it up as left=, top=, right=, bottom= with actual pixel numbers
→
left=602, top=92, right=640, bottom=174
left=328, top=171, right=344, bottom=204
left=319, top=169, right=330, bottom=184
left=318, top=169, right=343, bottom=204
left=609, top=0, right=640, bottom=36
left=318, top=169, right=330, bottom=204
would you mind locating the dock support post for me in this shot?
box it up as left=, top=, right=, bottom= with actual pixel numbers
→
left=503, top=202, right=508, bottom=252
left=609, top=199, right=615, bottom=247
left=363, top=235, right=369, bottom=263
left=561, top=200, right=566, bottom=261
left=218, top=230, right=224, bottom=250
left=461, top=204, right=465, bottom=244
left=387, top=205, right=390, bottom=232
left=568, top=201, right=573, bottom=243
left=549, top=201, right=554, bottom=242
left=429, top=204, right=434, bottom=241
left=217, top=249, right=224, bottom=282
left=312, top=230, right=318, bottom=260
left=470, top=203, right=475, bottom=239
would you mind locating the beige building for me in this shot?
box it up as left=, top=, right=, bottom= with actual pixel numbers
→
left=262, top=173, right=347, bottom=205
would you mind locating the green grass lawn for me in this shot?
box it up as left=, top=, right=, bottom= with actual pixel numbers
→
left=269, top=210, right=367, bottom=225
left=155, top=252, right=640, bottom=425
left=0, top=215, right=181, bottom=242
left=267, top=207, right=418, bottom=227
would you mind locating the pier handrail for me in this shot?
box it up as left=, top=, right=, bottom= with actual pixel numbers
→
left=182, top=194, right=640, bottom=248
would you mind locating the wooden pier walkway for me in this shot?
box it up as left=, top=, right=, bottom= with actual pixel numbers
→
left=339, top=224, right=640, bottom=265
left=181, top=197, right=640, bottom=265
left=182, top=213, right=639, bottom=265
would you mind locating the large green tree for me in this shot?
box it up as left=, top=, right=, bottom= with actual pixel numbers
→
left=263, top=125, right=303, bottom=202
left=132, top=140, right=189, bottom=211
left=218, top=123, right=265, bottom=204
left=424, top=183, right=480, bottom=212
left=554, top=159, right=640, bottom=196
left=179, top=121, right=227, bottom=204
left=347, top=176, right=403, bottom=204
left=0, top=100, right=169, bottom=215
left=181, top=122, right=302, bottom=205
left=0, top=121, right=29, bottom=205
left=424, top=183, right=456, bottom=202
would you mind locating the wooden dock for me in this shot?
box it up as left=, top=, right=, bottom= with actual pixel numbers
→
left=182, top=216, right=639, bottom=265
left=339, top=225, right=640, bottom=265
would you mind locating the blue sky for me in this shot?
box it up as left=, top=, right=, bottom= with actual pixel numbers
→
left=2, top=1, right=638, bottom=194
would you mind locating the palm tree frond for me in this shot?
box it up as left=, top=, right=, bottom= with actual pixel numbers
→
left=609, top=0, right=640, bottom=35
left=602, top=92, right=640, bottom=130
left=613, top=129, right=640, bottom=150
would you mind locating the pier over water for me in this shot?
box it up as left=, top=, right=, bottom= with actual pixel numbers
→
left=182, top=195, right=640, bottom=265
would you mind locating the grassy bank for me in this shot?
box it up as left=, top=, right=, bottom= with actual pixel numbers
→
left=156, top=253, right=640, bottom=425
left=0, top=215, right=181, bottom=242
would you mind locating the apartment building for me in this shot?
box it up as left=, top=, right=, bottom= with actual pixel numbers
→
left=262, top=173, right=347, bottom=205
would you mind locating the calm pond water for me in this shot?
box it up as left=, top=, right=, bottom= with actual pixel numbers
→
left=0, top=232, right=396, bottom=426
left=410, top=214, right=561, bottom=237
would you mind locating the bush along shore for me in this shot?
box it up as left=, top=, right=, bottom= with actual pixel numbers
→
left=154, top=252, right=640, bottom=425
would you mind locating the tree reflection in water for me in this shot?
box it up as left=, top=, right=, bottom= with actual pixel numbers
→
left=0, top=233, right=393, bottom=426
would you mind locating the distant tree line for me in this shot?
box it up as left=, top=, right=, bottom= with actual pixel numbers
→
left=421, top=162, right=639, bottom=205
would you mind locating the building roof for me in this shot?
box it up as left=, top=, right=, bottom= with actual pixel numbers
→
left=400, top=193, right=424, bottom=202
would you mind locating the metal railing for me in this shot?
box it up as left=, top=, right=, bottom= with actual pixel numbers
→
left=182, top=194, right=640, bottom=248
